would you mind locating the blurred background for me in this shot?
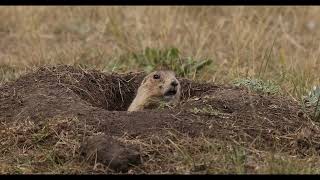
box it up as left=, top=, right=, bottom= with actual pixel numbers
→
left=0, top=6, right=319, bottom=99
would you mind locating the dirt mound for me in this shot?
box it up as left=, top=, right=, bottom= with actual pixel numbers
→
left=1, top=65, right=320, bottom=173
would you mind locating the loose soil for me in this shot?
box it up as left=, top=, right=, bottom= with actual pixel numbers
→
left=1, top=65, right=319, bottom=173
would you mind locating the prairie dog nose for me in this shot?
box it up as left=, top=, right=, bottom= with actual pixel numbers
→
left=171, top=80, right=178, bottom=87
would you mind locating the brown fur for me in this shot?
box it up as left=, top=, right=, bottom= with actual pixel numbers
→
left=128, top=70, right=181, bottom=111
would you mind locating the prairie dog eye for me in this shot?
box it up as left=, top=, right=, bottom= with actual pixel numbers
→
left=153, top=74, right=160, bottom=79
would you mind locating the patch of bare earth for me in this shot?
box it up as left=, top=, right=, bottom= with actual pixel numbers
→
left=1, top=65, right=319, bottom=173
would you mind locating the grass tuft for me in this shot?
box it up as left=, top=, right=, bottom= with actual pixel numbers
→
left=233, top=78, right=280, bottom=95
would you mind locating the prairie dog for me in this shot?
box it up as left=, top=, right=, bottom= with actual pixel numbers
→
left=128, top=70, right=181, bottom=111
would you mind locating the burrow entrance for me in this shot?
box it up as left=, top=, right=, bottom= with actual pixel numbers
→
left=0, top=65, right=216, bottom=113
left=47, top=65, right=217, bottom=112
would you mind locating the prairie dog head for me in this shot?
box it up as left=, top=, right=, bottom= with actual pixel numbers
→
left=128, top=70, right=181, bottom=111
left=140, top=70, right=181, bottom=103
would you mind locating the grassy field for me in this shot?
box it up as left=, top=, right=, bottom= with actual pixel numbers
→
left=1, top=6, right=320, bottom=174
left=1, top=6, right=320, bottom=98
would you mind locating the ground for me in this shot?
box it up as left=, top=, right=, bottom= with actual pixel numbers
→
left=1, top=65, right=320, bottom=174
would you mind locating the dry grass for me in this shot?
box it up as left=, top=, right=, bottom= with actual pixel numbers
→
left=2, top=116, right=320, bottom=174
left=1, top=6, right=320, bottom=174
left=1, top=6, right=319, bottom=97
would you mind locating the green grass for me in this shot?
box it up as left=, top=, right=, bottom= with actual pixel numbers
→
left=303, top=86, right=320, bottom=121
left=233, top=78, right=280, bottom=95
left=128, top=47, right=212, bottom=78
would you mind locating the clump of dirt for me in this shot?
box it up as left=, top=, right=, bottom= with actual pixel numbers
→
left=80, top=135, right=141, bottom=173
left=0, top=65, right=319, bottom=173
